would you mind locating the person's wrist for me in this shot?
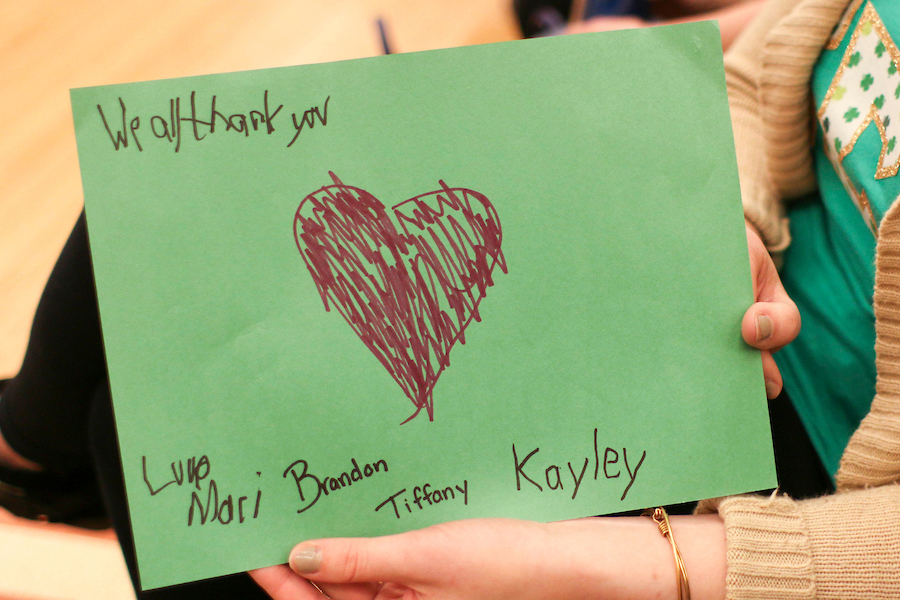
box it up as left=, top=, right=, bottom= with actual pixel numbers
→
left=546, top=515, right=726, bottom=600
left=544, top=517, right=685, bottom=600
left=668, top=515, right=727, bottom=600
left=645, top=508, right=690, bottom=599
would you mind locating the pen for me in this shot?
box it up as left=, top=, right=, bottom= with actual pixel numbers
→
left=376, top=17, right=393, bottom=55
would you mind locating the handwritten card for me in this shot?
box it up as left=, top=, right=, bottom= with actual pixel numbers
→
left=70, top=22, right=775, bottom=590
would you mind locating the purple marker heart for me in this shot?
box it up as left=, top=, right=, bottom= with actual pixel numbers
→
left=294, top=172, right=506, bottom=422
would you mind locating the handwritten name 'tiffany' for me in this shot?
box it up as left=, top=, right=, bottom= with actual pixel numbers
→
left=376, top=480, right=469, bottom=519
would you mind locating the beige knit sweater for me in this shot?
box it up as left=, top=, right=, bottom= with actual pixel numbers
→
left=698, top=0, right=900, bottom=597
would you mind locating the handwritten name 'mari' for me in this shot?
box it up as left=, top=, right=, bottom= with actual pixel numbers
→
left=96, top=90, right=329, bottom=153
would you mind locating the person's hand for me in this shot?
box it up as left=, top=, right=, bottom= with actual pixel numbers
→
left=250, top=515, right=727, bottom=600
left=565, top=16, right=646, bottom=35
left=742, top=221, right=800, bottom=399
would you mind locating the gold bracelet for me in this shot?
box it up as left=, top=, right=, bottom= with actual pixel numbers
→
left=646, top=507, right=691, bottom=600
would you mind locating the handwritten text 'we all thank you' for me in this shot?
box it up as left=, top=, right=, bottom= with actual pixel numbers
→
left=95, top=91, right=329, bottom=152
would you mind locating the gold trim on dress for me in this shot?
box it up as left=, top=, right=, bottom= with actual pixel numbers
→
left=819, top=3, right=900, bottom=180
left=819, top=2, right=870, bottom=119
left=856, top=188, right=878, bottom=234
left=827, top=0, right=865, bottom=50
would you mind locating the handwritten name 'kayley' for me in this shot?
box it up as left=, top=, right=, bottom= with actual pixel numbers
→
left=513, top=428, right=646, bottom=502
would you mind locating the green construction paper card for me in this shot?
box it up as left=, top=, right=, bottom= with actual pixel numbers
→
left=70, top=22, right=775, bottom=590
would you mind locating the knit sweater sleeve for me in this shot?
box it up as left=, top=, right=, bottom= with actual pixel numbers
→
left=705, top=2, right=900, bottom=598
left=723, top=0, right=846, bottom=252
left=722, top=0, right=799, bottom=252
left=701, top=487, right=900, bottom=600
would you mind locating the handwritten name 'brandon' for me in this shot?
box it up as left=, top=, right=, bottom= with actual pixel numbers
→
left=283, top=456, right=388, bottom=514
left=513, top=429, right=646, bottom=501
left=95, top=90, right=330, bottom=153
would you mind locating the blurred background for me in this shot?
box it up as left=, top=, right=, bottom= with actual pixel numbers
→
left=0, top=3, right=516, bottom=598
left=0, top=0, right=518, bottom=380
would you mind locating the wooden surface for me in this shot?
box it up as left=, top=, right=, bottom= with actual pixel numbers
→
left=0, top=514, right=134, bottom=600
left=0, top=3, right=517, bottom=598
left=0, top=0, right=518, bottom=378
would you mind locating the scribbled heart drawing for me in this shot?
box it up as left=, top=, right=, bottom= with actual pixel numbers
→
left=294, top=172, right=506, bottom=422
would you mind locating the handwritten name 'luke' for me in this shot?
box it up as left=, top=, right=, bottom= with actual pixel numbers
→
left=96, top=91, right=329, bottom=153
left=513, top=429, right=646, bottom=501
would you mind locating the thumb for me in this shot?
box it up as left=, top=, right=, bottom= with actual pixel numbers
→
left=289, top=535, right=419, bottom=585
left=741, top=301, right=800, bottom=352
left=743, top=222, right=801, bottom=351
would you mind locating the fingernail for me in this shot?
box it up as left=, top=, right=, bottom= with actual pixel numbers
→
left=765, top=380, right=779, bottom=399
left=290, top=545, right=322, bottom=574
left=756, top=314, right=773, bottom=342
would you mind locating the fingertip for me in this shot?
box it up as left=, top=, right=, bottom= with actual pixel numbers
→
left=741, top=309, right=760, bottom=347
left=761, top=351, right=783, bottom=399
left=742, top=302, right=801, bottom=350
left=287, top=533, right=421, bottom=585
left=756, top=314, right=773, bottom=343
left=290, top=544, right=323, bottom=575
left=742, top=310, right=775, bottom=346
